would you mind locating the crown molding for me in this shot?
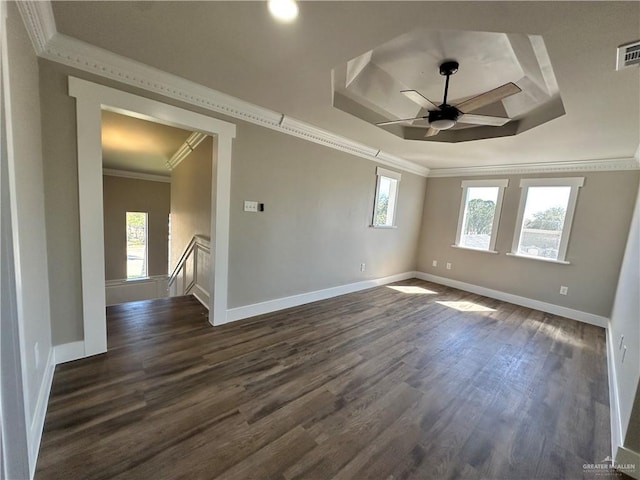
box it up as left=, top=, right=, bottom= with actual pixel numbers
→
left=427, top=157, right=640, bottom=178
left=167, top=131, right=208, bottom=170
left=32, top=31, right=430, bottom=177
left=102, top=168, right=171, bottom=183
left=16, top=1, right=56, bottom=55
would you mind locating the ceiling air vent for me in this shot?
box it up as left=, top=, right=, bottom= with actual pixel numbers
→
left=617, top=40, right=640, bottom=70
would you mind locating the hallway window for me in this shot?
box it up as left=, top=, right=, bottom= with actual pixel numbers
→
left=126, top=211, right=148, bottom=278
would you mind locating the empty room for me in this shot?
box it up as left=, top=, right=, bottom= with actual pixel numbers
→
left=1, top=1, right=639, bottom=479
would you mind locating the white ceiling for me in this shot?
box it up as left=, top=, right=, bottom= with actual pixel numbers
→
left=333, top=29, right=564, bottom=142
left=53, top=1, right=640, bottom=170
left=101, top=110, right=192, bottom=176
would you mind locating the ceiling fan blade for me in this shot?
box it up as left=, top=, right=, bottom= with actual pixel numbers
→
left=455, top=82, right=521, bottom=113
left=458, top=113, right=511, bottom=127
left=401, top=90, right=439, bottom=110
left=424, top=127, right=440, bottom=138
left=376, top=116, right=427, bottom=126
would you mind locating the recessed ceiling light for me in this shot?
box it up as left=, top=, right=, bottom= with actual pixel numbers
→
left=268, top=0, right=299, bottom=22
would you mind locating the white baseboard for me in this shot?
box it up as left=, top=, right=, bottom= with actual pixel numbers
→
left=616, top=446, right=640, bottom=480
left=415, top=272, right=609, bottom=328
left=225, top=271, right=415, bottom=324
left=28, top=348, right=55, bottom=479
left=607, top=322, right=623, bottom=460
left=54, top=341, right=86, bottom=365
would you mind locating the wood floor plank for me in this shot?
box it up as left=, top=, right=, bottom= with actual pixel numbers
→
left=36, top=279, right=613, bottom=480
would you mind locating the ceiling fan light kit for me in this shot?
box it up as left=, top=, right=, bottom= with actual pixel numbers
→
left=430, top=118, right=456, bottom=130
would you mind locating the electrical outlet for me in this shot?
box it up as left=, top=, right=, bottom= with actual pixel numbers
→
left=360, top=263, right=366, bottom=272
left=432, top=260, right=437, bottom=267
left=446, top=262, right=452, bottom=270
left=34, top=342, right=40, bottom=369
left=243, top=200, right=258, bottom=212
left=559, top=286, right=568, bottom=295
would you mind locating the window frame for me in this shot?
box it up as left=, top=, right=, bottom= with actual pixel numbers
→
left=371, top=167, right=402, bottom=228
left=509, top=177, right=584, bottom=264
left=454, top=179, right=508, bottom=253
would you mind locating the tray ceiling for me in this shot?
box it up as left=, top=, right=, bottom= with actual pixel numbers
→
left=51, top=1, right=639, bottom=170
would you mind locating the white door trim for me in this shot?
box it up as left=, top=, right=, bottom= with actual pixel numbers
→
left=69, top=77, right=236, bottom=356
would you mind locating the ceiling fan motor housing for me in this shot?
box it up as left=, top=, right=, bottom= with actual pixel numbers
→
left=429, top=105, right=459, bottom=130
left=439, top=61, right=459, bottom=76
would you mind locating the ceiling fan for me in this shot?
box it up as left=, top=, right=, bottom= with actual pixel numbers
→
left=376, top=61, right=521, bottom=137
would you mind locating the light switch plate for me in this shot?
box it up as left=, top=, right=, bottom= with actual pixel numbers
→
left=244, top=201, right=258, bottom=212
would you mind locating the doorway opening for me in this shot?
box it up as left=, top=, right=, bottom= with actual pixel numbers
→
left=70, top=77, right=236, bottom=357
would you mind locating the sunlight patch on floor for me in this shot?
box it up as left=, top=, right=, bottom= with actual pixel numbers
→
left=436, top=301, right=496, bottom=312
left=387, top=285, right=438, bottom=295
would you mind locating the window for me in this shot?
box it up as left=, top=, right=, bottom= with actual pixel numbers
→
left=372, top=167, right=401, bottom=227
left=126, top=211, right=148, bottom=278
left=510, top=177, right=584, bottom=263
left=454, top=179, right=508, bottom=252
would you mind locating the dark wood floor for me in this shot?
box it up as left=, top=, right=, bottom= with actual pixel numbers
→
left=36, top=279, right=616, bottom=480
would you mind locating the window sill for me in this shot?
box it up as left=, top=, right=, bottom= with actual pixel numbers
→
left=450, top=245, right=498, bottom=254
left=506, top=252, right=570, bottom=265
left=370, top=225, right=398, bottom=229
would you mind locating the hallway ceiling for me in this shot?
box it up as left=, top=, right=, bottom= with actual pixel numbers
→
left=53, top=1, right=639, bottom=170
left=101, top=111, right=191, bottom=176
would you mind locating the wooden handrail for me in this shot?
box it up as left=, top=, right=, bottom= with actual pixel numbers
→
left=168, top=235, right=210, bottom=287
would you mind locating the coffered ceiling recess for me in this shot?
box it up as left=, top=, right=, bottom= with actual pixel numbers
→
left=333, top=29, right=564, bottom=143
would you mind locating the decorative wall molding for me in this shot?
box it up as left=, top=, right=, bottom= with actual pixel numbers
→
left=31, top=28, right=430, bottom=177
left=428, top=157, right=640, bottom=178
left=15, top=1, right=56, bottom=55
left=167, top=131, right=208, bottom=170
left=105, top=275, right=169, bottom=306
left=225, top=271, right=415, bottom=324
left=168, top=235, right=211, bottom=310
left=102, top=168, right=170, bottom=183
left=415, top=272, right=609, bottom=328
left=279, top=116, right=430, bottom=176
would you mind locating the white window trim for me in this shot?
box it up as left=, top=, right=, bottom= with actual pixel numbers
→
left=454, top=179, right=508, bottom=252
left=371, top=167, right=401, bottom=228
left=510, top=177, right=584, bottom=263
left=451, top=245, right=499, bottom=254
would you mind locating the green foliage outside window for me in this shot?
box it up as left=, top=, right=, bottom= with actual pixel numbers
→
left=376, top=192, right=389, bottom=226
left=524, top=206, right=566, bottom=231
left=464, top=198, right=496, bottom=235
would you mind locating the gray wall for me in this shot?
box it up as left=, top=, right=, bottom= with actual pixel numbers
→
left=5, top=0, right=53, bottom=439
left=37, top=59, right=427, bottom=344
left=417, top=171, right=640, bottom=317
left=169, top=136, right=213, bottom=270
left=228, top=122, right=425, bottom=308
left=103, top=175, right=170, bottom=280
left=39, top=61, right=84, bottom=344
